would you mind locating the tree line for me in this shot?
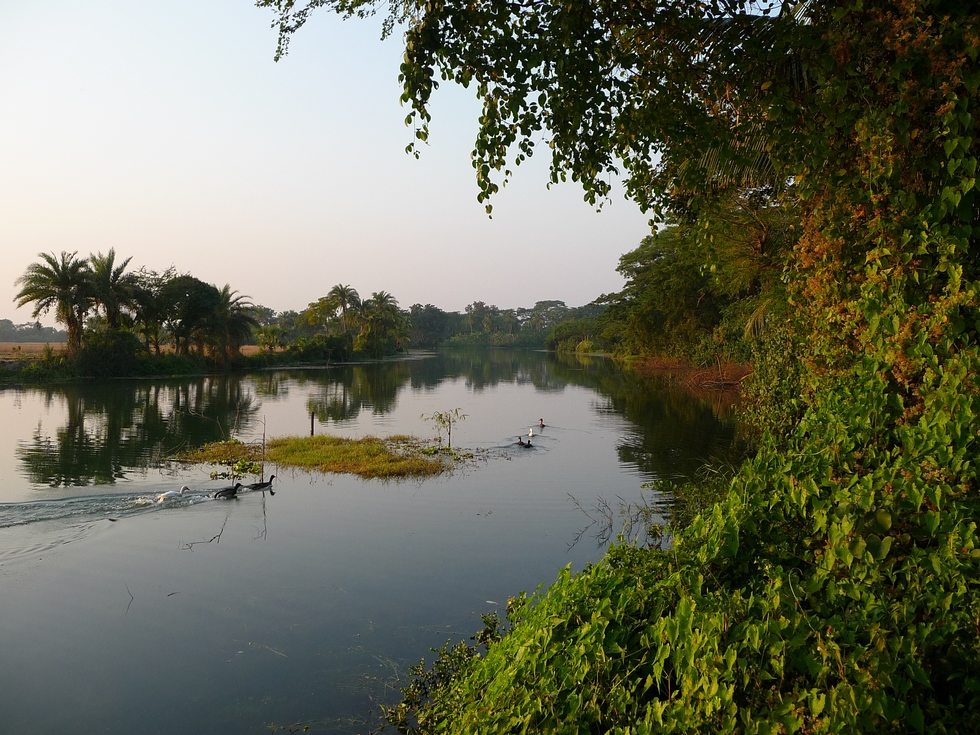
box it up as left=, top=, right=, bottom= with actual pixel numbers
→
left=548, top=189, right=798, bottom=372
left=12, top=250, right=628, bottom=367
left=13, top=226, right=798, bottom=370
left=263, top=295, right=604, bottom=353
left=0, top=319, right=64, bottom=343
left=14, top=250, right=258, bottom=363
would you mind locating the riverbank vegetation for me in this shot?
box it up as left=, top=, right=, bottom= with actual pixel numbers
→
left=263, top=0, right=980, bottom=731
left=9, top=236, right=770, bottom=384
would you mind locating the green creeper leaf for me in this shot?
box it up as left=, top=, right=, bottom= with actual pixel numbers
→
left=874, top=509, right=892, bottom=532
left=908, top=704, right=925, bottom=733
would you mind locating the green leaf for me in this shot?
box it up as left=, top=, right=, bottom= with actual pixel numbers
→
left=908, top=704, right=925, bottom=732
left=849, top=537, right=867, bottom=559
left=874, top=509, right=892, bottom=532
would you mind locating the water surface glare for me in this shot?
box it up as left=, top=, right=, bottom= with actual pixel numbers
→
left=0, top=351, right=739, bottom=733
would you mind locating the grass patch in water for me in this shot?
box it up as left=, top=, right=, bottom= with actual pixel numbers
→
left=178, top=435, right=448, bottom=480
left=268, top=435, right=446, bottom=479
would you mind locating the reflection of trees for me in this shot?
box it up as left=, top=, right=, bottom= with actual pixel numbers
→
left=18, top=377, right=259, bottom=487
left=17, top=352, right=743, bottom=487
left=603, top=385, right=740, bottom=481
left=425, top=350, right=569, bottom=392
left=548, top=352, right=743, bottom=480
left=253, top=372, right=289, bottom=399
left=305, top=363, right=413, bottom=425
left=303, top=350, right=743, bottom=481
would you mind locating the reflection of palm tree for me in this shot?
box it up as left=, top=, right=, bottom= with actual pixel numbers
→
left=307, top=362, right=413, bottom=423
left=15, top=251, right=93, bottom=355
left=89, top=249, right=138, bottom=330
left=18, top=376, right=261, bottom=487
left=328, top=284, right=360, bottom=334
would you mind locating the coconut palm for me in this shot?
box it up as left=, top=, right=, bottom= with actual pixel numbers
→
left=328, top=284, right=360, bottom=333
left=14, top=251, right=93, bottom=355
left=357, top=291, right=406, bottom=356
left=89, top=249, right=138, bottom=330
left=208, top=285, right=259, bottom=360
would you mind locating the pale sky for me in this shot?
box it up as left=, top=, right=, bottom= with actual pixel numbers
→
left=0, top=0, right=652, bottom=326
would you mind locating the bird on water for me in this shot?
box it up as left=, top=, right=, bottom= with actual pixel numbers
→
left=538, top=418, right=545, bottom=428
left=212, top=483, right=242, bottom=499
left=156, top=486, right=190, bottom=503
left=246, top=475, right=276, bottom=495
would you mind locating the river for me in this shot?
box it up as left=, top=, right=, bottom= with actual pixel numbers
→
left=0, top=350, right=741, bottom=733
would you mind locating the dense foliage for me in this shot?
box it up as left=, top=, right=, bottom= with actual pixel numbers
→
left=269, top=294, right=608, bottom=352
left=596, top=191, right=798, bottom=365
left=14, top=249, right=259, bottom=370
left=261, top=0, right=980, bottom=731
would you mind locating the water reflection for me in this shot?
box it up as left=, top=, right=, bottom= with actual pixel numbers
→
left=17, top=377, right=259, bottom=487
left=299, top=362, right=413, bottom=423
left=12, top=351, right=741, bottom=489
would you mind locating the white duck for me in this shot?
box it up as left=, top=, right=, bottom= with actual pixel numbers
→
left=156, top=486, right=190, bottom=503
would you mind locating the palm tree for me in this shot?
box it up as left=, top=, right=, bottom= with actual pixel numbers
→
left=357, top=291, right=405, bottom=356
left=89, top=249, right=138, bottom=330
left=208, top=285, right=259, bottom=360
left=328, top=284, right=360, bottom=334
left=14, top=251, right=93, bottom=354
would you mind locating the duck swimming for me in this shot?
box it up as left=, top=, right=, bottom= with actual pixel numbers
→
left=539, top=418, right=545, bottom=428
left=516, top=436, right=525, bottom=446
left=156, top=486, right=190, bottom=503
left=212, top=483, right=242, bottom=499
left=246, top=475, right=276, bottom=495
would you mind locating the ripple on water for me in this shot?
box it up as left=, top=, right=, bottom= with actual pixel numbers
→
left=0, top=491, right=223, bottom=561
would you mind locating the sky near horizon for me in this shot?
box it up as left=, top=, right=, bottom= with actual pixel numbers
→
left=0, top=0, right=653, bottom=326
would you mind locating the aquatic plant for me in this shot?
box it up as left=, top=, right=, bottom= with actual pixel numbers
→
left=420, top=409, right=466, bottom=449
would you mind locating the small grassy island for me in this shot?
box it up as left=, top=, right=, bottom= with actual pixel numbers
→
left=179, top=435, right=455, bottom=480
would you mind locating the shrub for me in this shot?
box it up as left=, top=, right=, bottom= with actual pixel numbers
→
left=76, top=330, right=147, bottom=378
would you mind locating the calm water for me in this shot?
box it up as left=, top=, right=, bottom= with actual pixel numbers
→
left=0, top=350, right=739, bottom=734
